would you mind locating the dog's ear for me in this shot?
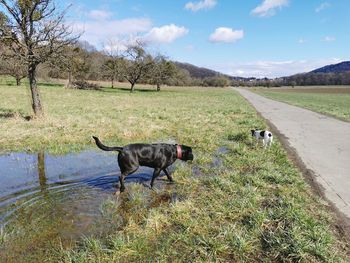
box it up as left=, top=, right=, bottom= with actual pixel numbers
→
left=251, top=130, right=255, bottom=136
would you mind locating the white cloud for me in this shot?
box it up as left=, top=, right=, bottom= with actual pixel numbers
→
left=144, top=24, right=189, bottom=44
left=185, top=0, right=217, bottom=12
left=298, top=38, right=306, bottom=44
left=103, top=37, right=140, bottom=53
left=88, top=10, right=113, bottom=20
left=73, top=18, right=152, bottom=46
left=209, top=27, right=244, bottom=43
left=210, top=58, right=343, bottom=78
left=323, top=36, right=336, bottom=42
left=251, top=0, right=289, bottom=17
left=316, top=2, right=331, bottom=12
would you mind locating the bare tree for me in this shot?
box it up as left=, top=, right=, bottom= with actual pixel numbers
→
left=168, top=67, right=192, bottom=86
left=69, top=45, right=91, bottom=82
left=148, top=54, right=176, bottom=91
left=0, top=46, right=27, bottom=85
left=62, top=45, right=76, bottom=88
left=48, top=42, right=93, bottom=88
left=123, top=41, right=153, bottom=93
left=102, top=42, right=124, bottom=88
left=0, top=0, right=79, bottom=117
left=49, top=44, right=76, bottom=88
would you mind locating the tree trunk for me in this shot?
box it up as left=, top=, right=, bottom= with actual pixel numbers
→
left=16, top=76, right=21, bottom=86
left=111, top=77, right=114, bottom=88
left=156, top=83, right=160, bottom=92
left=65, top=70, right=72, bottom=88
left=130, top=82, right=135, bottom=93
left=28, top=63, right=43, bottom=117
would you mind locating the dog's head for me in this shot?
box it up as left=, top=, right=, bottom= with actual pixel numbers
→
left=251, top=129, right=256, bottom=136
left=179, top=145, right=194, bottom=161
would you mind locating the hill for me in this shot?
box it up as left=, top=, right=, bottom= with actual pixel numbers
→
left=277, top=61, right=350, bottom=86
left=310, top=61, right=350, bottom=74
left=174, top=61, right=224, bottom=78
left=242, top=61, right=350, bottom=87
left=172, top=60, right=350, bottom=86
left=174, top=61, right=247, bottom=81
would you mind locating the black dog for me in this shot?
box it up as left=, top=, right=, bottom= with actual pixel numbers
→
left=92, top=136, right=193, bottom=192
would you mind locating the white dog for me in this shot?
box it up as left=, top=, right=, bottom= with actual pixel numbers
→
left=251, top=129, right=273, bottom=148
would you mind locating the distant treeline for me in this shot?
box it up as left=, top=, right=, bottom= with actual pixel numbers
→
left=2, top=38, right=349, bottom=88
left=233, top=72, right=350, bottom=87
left=0, top=40, right=232, bottom=88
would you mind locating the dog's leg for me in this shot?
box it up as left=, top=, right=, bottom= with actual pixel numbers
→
left=254, top=138, right=259, bottom=147
left=263, top=139, right=267, bottom=149
left=150, top=168, right=161, bottom=188
left=118, top=167, right=138, bottom=193
left=119, top=173, right=126, bottom=192
left=163, top=168, right=174, bottom=182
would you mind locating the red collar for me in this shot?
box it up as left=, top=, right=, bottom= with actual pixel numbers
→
left=176, top=145, right=182, bottom=159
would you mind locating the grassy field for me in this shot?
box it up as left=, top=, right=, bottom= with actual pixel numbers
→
left=0, top=79, right=348, bottom=262
left=252, top=86, right=350, bottom=121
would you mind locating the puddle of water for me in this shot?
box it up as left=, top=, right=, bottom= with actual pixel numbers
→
left=0, top=150, right=170, bottom=241
left=211, top=146, right=230, bottom=168
left=192, top=147, right=230, bottom=177
left=217, top=146, right=229, bottom=155
left=192, top=166, right=203, bottom=177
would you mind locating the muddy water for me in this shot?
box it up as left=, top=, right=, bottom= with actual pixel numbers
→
left=0, top=151, right=164, bottom=241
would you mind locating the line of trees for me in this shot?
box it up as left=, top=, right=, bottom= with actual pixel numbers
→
left=46, top=40, right=183, bottom=92
left=44, top=40, right=232, bottom=91
left=234, top=73, right=350, bottom=88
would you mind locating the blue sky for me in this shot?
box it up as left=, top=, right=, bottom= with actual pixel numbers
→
left=64, top=0, right=350, bottom=78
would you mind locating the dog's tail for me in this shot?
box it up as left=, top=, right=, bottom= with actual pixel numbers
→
left=92, top=136, right=123, bottom=152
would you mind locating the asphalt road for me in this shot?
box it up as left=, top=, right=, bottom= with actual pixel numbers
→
left=234, top=88, right=350, bottom=220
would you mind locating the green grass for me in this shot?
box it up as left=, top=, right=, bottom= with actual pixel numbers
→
left=0, top=78, right=348, bottom=262
left=253, top=87, right=350, bottom=121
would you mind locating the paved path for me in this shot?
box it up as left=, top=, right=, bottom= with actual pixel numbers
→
left=234, top=88, right=350, bottom=220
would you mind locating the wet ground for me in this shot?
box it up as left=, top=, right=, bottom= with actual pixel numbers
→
left=191, top=146, right=229, bottom=177
left=0, top=150, right=171, bottom=241
left=0, top=147, right=229, bottom=262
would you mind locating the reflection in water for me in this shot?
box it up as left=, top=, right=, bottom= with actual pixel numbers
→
left=0, top=150, right=169, bottom=228
left=37, top=152, right=47, bottom=191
